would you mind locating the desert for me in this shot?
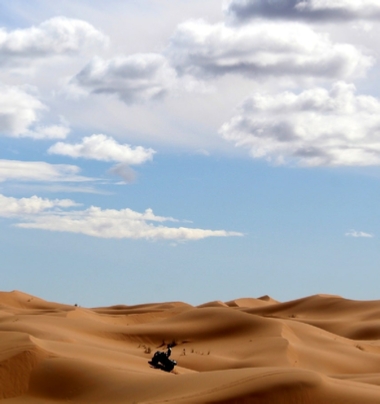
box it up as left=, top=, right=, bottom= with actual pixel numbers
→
left=2, top=291, right=380, bottom=403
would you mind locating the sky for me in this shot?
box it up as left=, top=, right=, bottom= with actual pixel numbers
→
left=1, top=0, right=380, bottom=307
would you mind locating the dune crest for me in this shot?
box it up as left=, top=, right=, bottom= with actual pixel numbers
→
left=2, top=291, right=380, bottom=403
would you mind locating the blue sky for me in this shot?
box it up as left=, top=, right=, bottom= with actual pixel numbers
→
left=1, top=0, right=380, bottom=307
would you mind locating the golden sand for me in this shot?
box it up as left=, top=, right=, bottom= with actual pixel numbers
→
left=2, top=291, right=380, bottom=403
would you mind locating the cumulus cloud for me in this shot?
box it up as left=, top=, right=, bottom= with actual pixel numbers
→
left=0, top=193, right=243, bottom=240
left=0, top=159, right=92, bottom=182
left=70, top=14, right=373, bottom=105
left=225, top=0, right=380, bottom=23
left=48, top=134, right=155, bottom=164
left=220, top=82, right=380, bottom=166
left=73, top=54, right=178, bottom=104
left=166, top=19, right=372, bottom=80
left=0, top=194, right=79, bottom=217
left=48, top=135, right=155, bottom=182
left=345, top=230, right=374, bottom=238
left=0, top=85, right=44, bottom=136
left=29, top=124, right=71, bottom=140
left=0, top=16, right=108, bottom=65
left=0, top=84, right=70, bottom=139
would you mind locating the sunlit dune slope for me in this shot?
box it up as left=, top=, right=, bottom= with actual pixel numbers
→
left=2, top=290, right=380, bottom=403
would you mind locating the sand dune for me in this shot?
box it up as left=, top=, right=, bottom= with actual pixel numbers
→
left=2, top=291, right=380, bottom=403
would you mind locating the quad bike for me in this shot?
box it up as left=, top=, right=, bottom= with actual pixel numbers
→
left=148, top=345, right=177, bottom=372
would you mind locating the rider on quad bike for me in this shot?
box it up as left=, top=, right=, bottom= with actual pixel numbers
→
left=149, top=344, right=177, bottom=372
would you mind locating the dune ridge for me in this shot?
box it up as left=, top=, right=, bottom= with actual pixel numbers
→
left=2, top=291, right=380, bottom=403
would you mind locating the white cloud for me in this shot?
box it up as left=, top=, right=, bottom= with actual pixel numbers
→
left=0, top=84, right=70, bottom=139
left=0, top=159, right=92, bottom=182
left=166, top=19, right=372, bottom=80
left=345, top=230, right=374, bottom=238
left=29, top=124, right=71, bottom=140
left=0, top=194, right=79, bottom=217
left=48, top=134, right=155, bottom=164
left=4, top=183, right=111, bottom=195
left=0, top=85, right=45, bottom=136
left=220, top=82, right=380, bottom=166
left=225, top=0, right=380, bottom=23
left=73, top=54, right=178, bottom=104
left=0, top=194, right=243, bottom=240
left=0, top=16, right=108, bottom=65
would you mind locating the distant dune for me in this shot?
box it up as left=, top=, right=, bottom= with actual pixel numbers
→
left=2, top=291, right=380, bottom=403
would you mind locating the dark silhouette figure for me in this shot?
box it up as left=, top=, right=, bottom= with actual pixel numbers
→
left=149, top=344, right=176, bottom=372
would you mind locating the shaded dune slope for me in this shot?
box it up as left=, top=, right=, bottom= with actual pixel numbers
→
left=2, top=291, right=380, bottom=403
